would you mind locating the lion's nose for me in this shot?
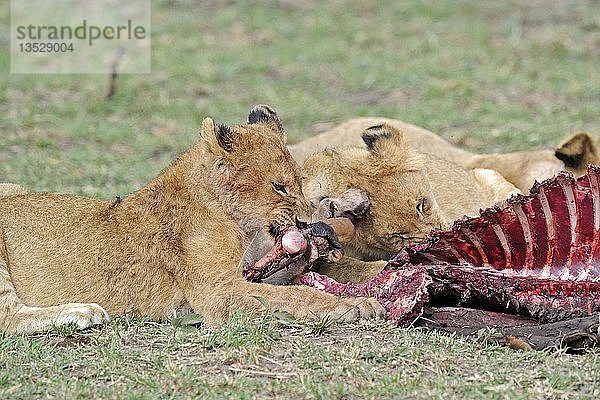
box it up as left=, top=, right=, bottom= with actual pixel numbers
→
left=314, top=189, right=371, bottom=223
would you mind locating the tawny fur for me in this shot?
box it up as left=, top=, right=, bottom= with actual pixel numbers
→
left=0, top=183, right=27, bottom=197
left=302, top=123, right=520, bottom=264
left=0, top=105, right=384, bottom=334
left=289, top=118, right=598, bottom=192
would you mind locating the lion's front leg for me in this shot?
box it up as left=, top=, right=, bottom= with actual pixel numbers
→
left=190, top=279, right=385, bottom=326
left=179, top=228, right=384, bottom=325
left=175, top=216, right=385, bottom=325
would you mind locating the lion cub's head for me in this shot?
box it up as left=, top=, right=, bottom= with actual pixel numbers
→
left=199, top=105, right=309, bottom=237
left=302, top=123, right=447, bottom=260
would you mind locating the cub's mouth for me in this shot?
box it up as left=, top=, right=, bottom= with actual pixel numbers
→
left=268, top=223, right=282, bottom=238
left=267, top=214, right=310, bottom=238
left=243, top=222, right=344, bottom=282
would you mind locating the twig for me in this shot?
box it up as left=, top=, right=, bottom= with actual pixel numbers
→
left=258, top=354, right=284, bottom=367
left=106, top=48, right=125, bottom=99
left=228, top=367, right=296, bottom=378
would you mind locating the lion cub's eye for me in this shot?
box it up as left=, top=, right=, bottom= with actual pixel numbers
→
left=416, top=198, right=427, bottom=219
left=272, top=182, right=288, bottom=196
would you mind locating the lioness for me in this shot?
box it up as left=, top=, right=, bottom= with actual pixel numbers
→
left=302, top=123, right=520, bottom=263
left=0, top=105, right=383, bottom=334
left=290, top=118, right=598, bottom=192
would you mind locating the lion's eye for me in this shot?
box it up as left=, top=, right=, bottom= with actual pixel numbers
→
left=272, top=182, right=288, bottom=196
left=416, top=198, right=426, bottom=218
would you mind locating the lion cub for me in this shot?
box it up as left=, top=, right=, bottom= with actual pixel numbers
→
left=302, top=123, right=520, bottom=263
left=0, top=105, right=383, bottom=334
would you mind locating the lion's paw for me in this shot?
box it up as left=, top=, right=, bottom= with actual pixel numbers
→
left=53, top=303, right=110, bottom=330
left=324, top=297, right=385, bottom=322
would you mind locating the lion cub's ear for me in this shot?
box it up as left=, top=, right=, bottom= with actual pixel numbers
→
left=200, top=117, right=236, bottom=154
left=248, top=104, right=284, bottom=134
left=555, top=132, right=598, bottom=171
left=361, top=123, right=422, bottom=171
left=361, top=123, right=411, bottom=157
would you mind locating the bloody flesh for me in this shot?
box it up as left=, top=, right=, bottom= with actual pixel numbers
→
left=299, top=267, right=431, bottom=325
left=243, top=222, right=344, bottom=282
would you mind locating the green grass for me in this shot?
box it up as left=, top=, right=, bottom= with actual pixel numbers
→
left=1, top=0, right=600, bottom=398
left=1, top=315, right=599, bottom=399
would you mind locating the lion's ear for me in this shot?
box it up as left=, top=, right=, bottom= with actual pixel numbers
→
left=248, top=104, right=284, bottom=134
left=361, top=123, right=411, bottom=158
left=361, top=123, right=423, bottom=171
left=248, top=104, right=279, bottom=124
left=555, top=132, right=598, bottom=170
left=200, top=117, right=236, bottom=154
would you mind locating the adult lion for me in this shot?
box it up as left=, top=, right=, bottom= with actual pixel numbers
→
left=0, top=105, right=383, bottom=334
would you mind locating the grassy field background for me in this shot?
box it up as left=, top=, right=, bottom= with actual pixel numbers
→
left=1, top=0, right=599, bottom=398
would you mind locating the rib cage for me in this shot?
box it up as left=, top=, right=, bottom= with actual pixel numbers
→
left=389, top=166, right=600, bottom=321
